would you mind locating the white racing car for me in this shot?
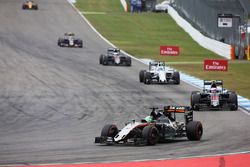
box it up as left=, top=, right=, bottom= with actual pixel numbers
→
left=139, top=61, right=180, bottom=84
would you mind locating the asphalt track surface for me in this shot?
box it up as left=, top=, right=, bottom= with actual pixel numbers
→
left=0, top=0, right=249, bottom=165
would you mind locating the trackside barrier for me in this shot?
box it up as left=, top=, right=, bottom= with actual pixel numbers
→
left=168, top=5, right=231, bottom=59
left=120, top=0, right=128, bottom=12
left=247, top=45, right=250, bottom=60
left=230, top=45, right=235, bottom=60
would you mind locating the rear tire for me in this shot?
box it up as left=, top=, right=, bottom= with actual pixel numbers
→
left=142, top=126, right=159, bottom=145
left=186, top=121, right=203, bottom=141
left=101, top=124, right=118, bottom=138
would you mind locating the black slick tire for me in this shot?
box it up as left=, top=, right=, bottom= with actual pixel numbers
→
left=186, top=121, right=203, bottom=141
left=173, top=71, right=180, bottom=84
left=139, top=70, right=145, bottom=83
left=142, top=126, right=159, bottom=145
left=101, top=124, right=118, bottom=138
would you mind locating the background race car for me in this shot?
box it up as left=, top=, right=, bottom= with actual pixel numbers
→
left=95, top=106, right=203, bottom=145
left=191, top=80, right=238, bottom=111
left=58, top=33, right=83, bottom=48
left=139, top=61, right=180, bottom=85
left=22, top=1, right=38, bottom=10
left=99, top=47, right=132, bottom=66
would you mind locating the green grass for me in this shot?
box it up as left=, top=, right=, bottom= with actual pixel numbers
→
left=76, top=0, right=250, bottom=99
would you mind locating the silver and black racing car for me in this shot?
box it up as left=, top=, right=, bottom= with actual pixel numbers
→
left=191, top=80, right=238, bottom=111
left=58, top=33, right=83, bottom=48
left=95, top=106, right=203, bottom=145
left=139, top=61, right=180, bottom=84
left=99, top=47, right=132, bottom=66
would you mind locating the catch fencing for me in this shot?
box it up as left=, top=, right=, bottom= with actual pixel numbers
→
left=173, top=0, right=248, bottom=59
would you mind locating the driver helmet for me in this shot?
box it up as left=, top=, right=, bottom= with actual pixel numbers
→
left=151, top=66, right=156, bottom=71
left=144, top=116, right=153, bottom=123
left=211, top=81, right=217, bottom=88
left=150, top=110, right=162, bottom=120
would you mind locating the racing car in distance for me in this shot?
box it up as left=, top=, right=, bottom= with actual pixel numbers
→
left=191, top=80, right=238, bottom=111
left=22, top=1, right=38, bottom=10
left=139, top=61, right=180, bottom=84
left=57, top=33, right=83, bottom=48
left=95, top=106, right=203, bottom=146
left=99, top=47, right=132, bottom=66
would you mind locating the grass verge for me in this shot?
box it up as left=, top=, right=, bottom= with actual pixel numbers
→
left=75, top=0, right=250, bottom=99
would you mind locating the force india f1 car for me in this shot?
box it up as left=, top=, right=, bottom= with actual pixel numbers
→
left=139, top=61, right=180, bottom=85
left=99, top=47, right=132, bottom=66
left=57, top=33, right=83, bottom=48
left=191, top=80, right=238, bottom=111
left=95, top=106, right=203, bottom=145
left=22, top=1, right=38, bottom=10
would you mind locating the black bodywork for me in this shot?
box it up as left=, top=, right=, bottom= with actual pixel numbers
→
left=58, top=33, right=83, bottom=48
left=191, top=80, right=238, bottom=111
left=99, top=47, right=132, bottom=66
left=95, top=106, right=203, bottom=145
left=22, top=1, right=38, bottom=10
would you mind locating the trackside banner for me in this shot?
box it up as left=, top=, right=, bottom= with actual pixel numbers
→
left=160, top=46, right=179, bottom=56
left=204, top=59, right=228, bottom=71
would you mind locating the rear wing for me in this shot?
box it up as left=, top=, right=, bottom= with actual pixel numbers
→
left=164, top=106, right=190, bottom=113
left=149, top=61, right=166, bottom=71
left=204, top=80, right=223, bottom=86
left=164, top=106, right=193, bottom=123
left=107, top=47, right=120, bottom=53
left=203, top=80, right=223, bottom=92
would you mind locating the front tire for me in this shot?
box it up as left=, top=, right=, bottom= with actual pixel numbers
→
left=191, top=92, right=200, bottom=111
left=229, top=92, right=238, bottom=111
left=144, top=72, right=151, bottom=84
left=173, top=71, right=180, bottom=84
left=139, top=70, right=146, bottom=82
left=142, top=126, right=159, bottom=145
left=101, top=124, right=118, bottom=138
left=126, top=57, right=132, bottom=66
left=186, top=121, right=203, bottom=141
left=99, top=55, right=104, bottom=65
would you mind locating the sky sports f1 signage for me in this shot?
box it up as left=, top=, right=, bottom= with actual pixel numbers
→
left=204, top=59, right=228, bottom=71
left=160, top=46, right=180, bottom=56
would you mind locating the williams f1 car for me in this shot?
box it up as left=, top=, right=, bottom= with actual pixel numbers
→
left=58, top=33, right=83, bottom=48
left=139, top=61, right=180, bottom=84
left=99, top=47, right=132, bottom=66
left=95, top=106, right=203, bottom=145
left=191, top=80, right=238, bottom=111
left=22, top=1, right=38, bottom=10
